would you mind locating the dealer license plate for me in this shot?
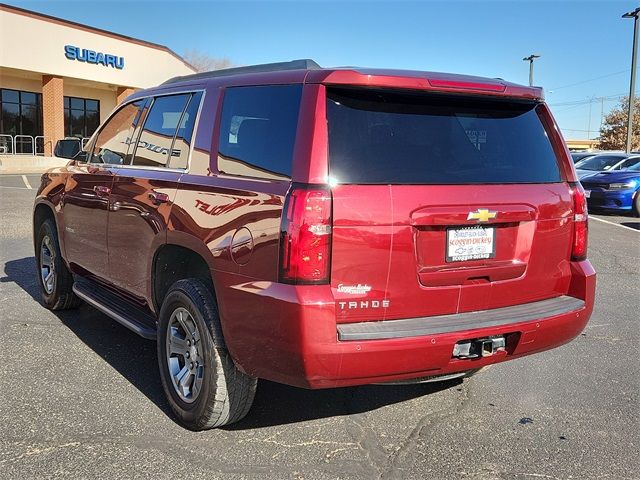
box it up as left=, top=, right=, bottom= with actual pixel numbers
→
left=446, top=226, right=496, bottom=262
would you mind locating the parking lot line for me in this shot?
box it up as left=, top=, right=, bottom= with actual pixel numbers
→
left=21, top=175, right=32, bottom=189
left=590, top=216, right=639, bottom=233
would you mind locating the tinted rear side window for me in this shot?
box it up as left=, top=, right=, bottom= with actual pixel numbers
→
left=218, top=85, right=302, bottom=180
left=327, top=88, right=562, bottom=184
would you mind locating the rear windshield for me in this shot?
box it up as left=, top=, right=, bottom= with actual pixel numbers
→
left=326, top=88, right=562, bottom=184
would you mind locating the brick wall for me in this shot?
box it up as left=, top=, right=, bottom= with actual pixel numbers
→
left=41, top=75, right=64, bottom=156
left=116, top=87, right=135, bottom=106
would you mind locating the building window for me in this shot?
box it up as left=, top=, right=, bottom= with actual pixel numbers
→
left=0, top=88, right=43, bottom=153
left=64, top=96, right=100, bottom=139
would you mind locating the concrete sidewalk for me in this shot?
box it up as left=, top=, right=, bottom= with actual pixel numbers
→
left=0, top=155, right=68, bottom=174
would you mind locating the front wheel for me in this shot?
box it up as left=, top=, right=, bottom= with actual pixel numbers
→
left=157, top=278, right=257, bottom=430
left=633, top=192, right=640, bottom=217
left=35, top=219, right=81, bottom=310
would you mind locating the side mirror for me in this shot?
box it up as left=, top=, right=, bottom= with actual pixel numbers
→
left=54, top=138, right=82, bottom=159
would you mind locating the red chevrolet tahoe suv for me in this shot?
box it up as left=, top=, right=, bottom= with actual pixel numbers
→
left=33, top=60, right=595, bottom=430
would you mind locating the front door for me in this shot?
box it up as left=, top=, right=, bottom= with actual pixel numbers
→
left=61, top=164, right=116, bottom=279
left=61, top=99, right=147, bottom=279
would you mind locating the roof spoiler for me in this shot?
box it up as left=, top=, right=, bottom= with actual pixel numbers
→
left=162, top=59, right=321, bottom=85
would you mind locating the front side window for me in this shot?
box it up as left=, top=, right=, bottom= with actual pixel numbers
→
left=217, top=85, right=302, bottom=180
left=131, top=94, right=191, bottom=167
left=90, top=100, right=145, bottom=165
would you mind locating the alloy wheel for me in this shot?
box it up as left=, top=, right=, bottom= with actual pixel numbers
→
left=40, top=236, right=55, bottom=294
left=166, top=307, right=204, bottom=403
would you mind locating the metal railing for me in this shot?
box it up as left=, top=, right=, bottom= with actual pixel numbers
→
left=0, top=134, right=12, bottom=154
left=35, top=136, right=46, bottom=155
left=0, top=134, right=90, bottom=156
left=14, top=135, right=35, bottom=155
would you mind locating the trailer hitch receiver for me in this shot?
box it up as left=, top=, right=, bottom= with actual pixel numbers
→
left=452, top=336, right=506, bottom=359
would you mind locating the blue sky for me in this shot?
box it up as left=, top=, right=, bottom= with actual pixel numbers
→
left=9, top=0, right=639, bottom=140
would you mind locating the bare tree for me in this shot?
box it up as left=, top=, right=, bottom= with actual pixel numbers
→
left=598, top=96, right=640, bottom=151
left=183, top=49, right=234, bottom=72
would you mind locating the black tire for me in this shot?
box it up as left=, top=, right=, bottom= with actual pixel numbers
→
left=157, top=278, right=257, bottom=430
left=35, top=219, right=81, bottom=310
left=633, top=192, right=640, bottom=217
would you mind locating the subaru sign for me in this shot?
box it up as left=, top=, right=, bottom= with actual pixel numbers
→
left=64, top=45, right=124, bottom=69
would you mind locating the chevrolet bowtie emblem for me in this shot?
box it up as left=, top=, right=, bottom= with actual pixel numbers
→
left=467, top=209, right=497, bottom=222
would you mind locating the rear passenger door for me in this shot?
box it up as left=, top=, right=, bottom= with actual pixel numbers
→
left=107, top=92, right=203, bottom=307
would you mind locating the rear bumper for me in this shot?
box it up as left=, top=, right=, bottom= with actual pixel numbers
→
left=216, top=260, right=595, bottom=389
left=336, top=295, right=584, bottom=341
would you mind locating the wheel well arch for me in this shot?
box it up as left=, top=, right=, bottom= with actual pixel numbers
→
left=152, top=244, right=215, bottom=312
left=33, top=203, right=56, bottom=248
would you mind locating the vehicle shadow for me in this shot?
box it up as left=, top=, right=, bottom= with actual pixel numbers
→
left=226, top=378, right=459, bottom=430
left=2, top=256, right=462, bottom=430
left=621, top=222, right=640, bottom=230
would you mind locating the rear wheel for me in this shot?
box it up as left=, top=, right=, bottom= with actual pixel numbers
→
left=157, top=278, right=257, bottom=430
left=35, top=219, right=80, bottom=310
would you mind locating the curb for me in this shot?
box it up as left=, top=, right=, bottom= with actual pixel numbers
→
left=0, top=155, right=68, bottom=174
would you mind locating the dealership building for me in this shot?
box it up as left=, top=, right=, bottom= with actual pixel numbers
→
left=0, top=3, right=196, bottom=155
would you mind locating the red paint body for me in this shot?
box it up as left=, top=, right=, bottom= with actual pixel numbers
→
left=34, top=66, right=595, bottom=389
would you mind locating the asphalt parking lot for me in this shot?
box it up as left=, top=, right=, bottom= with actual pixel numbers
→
left=0, top=175, right=638, bottom=479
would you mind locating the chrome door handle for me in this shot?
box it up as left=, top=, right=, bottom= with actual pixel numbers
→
left=93, top=185, right=111, bottom=197
left=148, top=191, right=170, bottom=205
left=110, top=202, right=121, bottom=211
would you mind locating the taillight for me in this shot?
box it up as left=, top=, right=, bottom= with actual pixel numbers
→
left=570, top=182, right=588, bottom=261
left=279, top=184, right=332, bottom=284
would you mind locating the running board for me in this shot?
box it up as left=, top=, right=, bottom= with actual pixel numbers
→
left=73, top=278, right=157, bottom=340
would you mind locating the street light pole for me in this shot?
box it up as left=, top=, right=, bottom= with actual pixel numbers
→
left=622, top=7, right=639, bottom=153
left=523, top=54, right=541, bottom=86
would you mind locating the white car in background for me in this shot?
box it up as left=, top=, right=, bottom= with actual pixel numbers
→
left=575, top=153, right=635, bottom=179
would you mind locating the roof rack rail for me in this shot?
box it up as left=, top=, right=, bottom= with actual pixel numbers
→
left=162, top=59, right=322, bottom=85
